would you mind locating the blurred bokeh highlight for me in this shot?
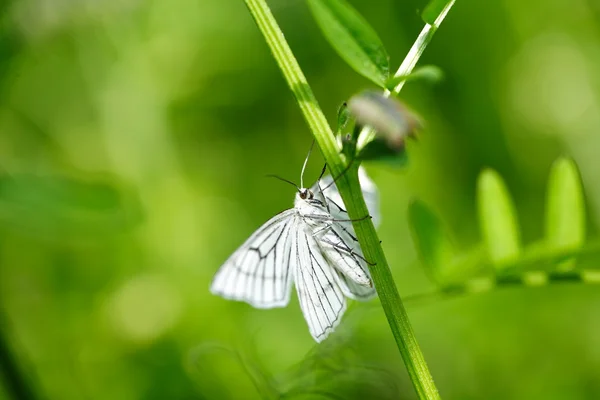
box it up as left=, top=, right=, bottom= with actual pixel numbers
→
left=1, top=0, right=600, bottom=399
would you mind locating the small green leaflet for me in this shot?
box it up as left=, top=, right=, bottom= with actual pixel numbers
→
left=545, top=157, right=586, bottom=252
left=409, top=200, right=485, bottom=284
left=477, top=169, right=522, bottom=267
left=385, top=65, right=444, bottom=91
left=408, top=200, right=456, bottom=283
left=336, top=101, right=350, bottom=134
left=307, top=0, right=389, bottom=87
left=407, top=157, right=599, bottom=306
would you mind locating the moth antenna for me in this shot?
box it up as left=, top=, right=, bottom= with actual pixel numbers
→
left=300, top=139, right=315, bottom=188
left=320, top=160, right=356, bottom=192
left=317, top=163, right=327, bottom=182
left=313, top=163, right=329, bottom=198
left=266, top=174, right=300, bottom=191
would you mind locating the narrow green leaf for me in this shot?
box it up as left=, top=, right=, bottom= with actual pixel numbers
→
left=307, top=0, right=389, bottom=86
left=545, top=157, right=586, bottom=251
left=336, top=101, right=350, bottom=133
left=477, top=169, right=522, bottom=266
left=385, top=65, right=444, bottom=89
left=421, top=0, right=453, bottom=25
left=408, top=200, right=457, bottom=283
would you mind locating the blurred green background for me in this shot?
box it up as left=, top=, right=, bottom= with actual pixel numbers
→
left=1, top=0, right=600, bottom=399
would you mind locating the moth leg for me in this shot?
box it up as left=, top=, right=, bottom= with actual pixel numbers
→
left=319, top=236, right=376, bottom=266
left=306, top=214, right=372, bottom=223
left=311, top=222, right=333, bottom=237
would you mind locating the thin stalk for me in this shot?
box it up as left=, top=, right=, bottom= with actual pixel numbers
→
left=243, top=0, right=441, bottom=398
left=357, top=0, right=456, bottom=149
left=404, top=269, right=600, bottom=307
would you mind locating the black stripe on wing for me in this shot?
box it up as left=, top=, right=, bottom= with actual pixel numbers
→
left=318, top=226, right=376, bottom=300
left=294, top=226, right=347, bottom=342
left=210, top=209, right=297, bottom=308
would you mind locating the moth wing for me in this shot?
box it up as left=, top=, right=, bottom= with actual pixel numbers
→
left=294, top=224, right=347, bottom=342
left=210, top=209, right=297, bottom=308
left=318, top=221, right=377, bottom=300
left=311, top=167, right=378, bottom=300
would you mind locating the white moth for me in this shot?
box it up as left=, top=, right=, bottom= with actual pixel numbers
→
left=210, top=162, right=379, bottom=342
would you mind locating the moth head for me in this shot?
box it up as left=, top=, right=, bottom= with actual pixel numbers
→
left=298, top=188, right=314, bottom=200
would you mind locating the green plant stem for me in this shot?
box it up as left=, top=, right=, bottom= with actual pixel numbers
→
left=243, top=0, right=440, bottom=398
left=404, top=269, right=600, bottom=307
left=357, top=0, right=456, bottom=149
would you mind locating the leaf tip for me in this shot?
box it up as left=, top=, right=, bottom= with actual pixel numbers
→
left=477, top=168, right=522, bottom=266
left=545, top=155, right=586, bottom=253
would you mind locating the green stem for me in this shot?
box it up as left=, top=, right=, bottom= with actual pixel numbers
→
left=404, top=269, right=600, bottom=306
left=243, top=0, right=440, bottom=398
left=357, top=0, right=455, bottom=149
left=390, top=0, right=455, bottom=94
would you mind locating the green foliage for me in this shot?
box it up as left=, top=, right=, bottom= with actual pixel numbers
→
left=545, top=157, right=586, bottom=252
left=385, top=65, right=444, bottom=89
left=477, top=169, right=522, bottom=266
left=408, top=200, right=456, bottom=283
left=409, top=200, right=487, bottom=285
left=2, top=0, right=599, bottom=399
left=306, top=0, right=389, bottom=87
left=409, top=158, right=599, bottom=300
left=335, top=102, right=350, bottom=134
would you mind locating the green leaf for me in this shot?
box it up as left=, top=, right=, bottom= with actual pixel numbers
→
left=477, top=169, right=522, bottom=266
left=385, top=65, right=444, bottom=90
left=0, top=174, right=142, bottom=240
left=421, top=0, right=454, bottom=25
left=307, top=0, right=389, bottom=86
left=336, top=101, right=350, bottom=133
left=545, top=157, right=586, bottom=251
left=408, top=200, right=457, bottom=283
